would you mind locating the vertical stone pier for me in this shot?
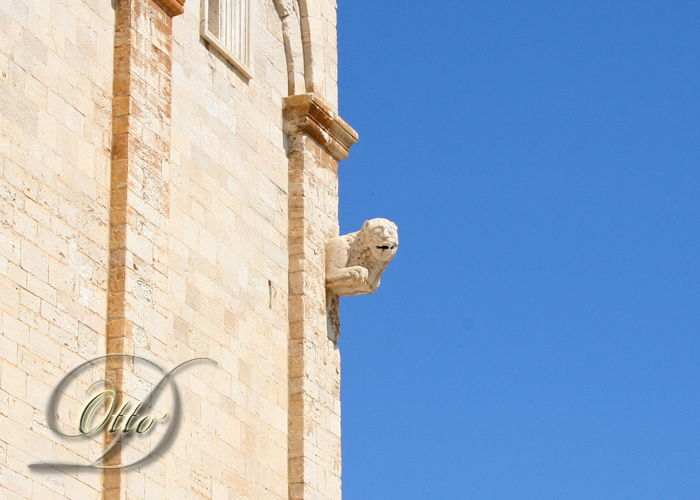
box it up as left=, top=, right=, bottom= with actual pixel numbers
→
left=105, top=0, right=182, bottom=497
left=283, top=94, right=358, bottom=500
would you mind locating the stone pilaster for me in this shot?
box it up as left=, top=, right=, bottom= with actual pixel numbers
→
left=105, top=0, right=179, bottom=497
left=283, top=94, right=358, bottom=500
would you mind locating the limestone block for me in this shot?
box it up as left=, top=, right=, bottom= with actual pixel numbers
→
left=325, top=218, right=398, bottom=296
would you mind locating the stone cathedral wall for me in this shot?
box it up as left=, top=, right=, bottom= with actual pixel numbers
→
left=1, top=0, right=115, bottom=497
left=0, top=0, right=353, bottom=498
left=161, top=1, right=290, bottom=498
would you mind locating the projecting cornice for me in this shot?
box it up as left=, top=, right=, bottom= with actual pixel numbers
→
left=283, top=94, right=359, bottom=161
left=155, top=0, right=185, bottom=16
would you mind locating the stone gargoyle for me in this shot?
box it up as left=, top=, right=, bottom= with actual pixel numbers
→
left=325, top=218, right=399, bottom=296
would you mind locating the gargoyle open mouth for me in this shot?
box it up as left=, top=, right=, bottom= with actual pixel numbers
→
left=376, top=241, right=397, bottom=251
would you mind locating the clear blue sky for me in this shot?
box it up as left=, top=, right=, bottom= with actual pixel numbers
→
left=336, top=1, right=700, bottom=498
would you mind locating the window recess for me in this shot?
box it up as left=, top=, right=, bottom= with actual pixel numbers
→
left=201, top=0, right=253, bottom=79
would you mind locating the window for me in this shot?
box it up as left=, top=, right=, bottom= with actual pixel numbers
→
left=201, top=0, right=253, bottom=79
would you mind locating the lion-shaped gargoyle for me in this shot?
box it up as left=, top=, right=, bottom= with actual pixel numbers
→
left=325, top=218, right=399, bottom=296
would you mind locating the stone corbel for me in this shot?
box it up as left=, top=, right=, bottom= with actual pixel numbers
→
left=283, top=94, right=359, bottom=162
left=326, top=218, right=399, bottom=296
left=156, top=0, right=185, bottom=16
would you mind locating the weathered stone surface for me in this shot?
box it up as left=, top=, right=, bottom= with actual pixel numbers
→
left=283, top=93, right=358, bottom=162
left=104, top=0, right=175, bottom=496
left=156, top=0, right=186, bottom=17
left=0, top=0, right=115, bottom=497
left=326, top=218, right=399, bottom=297
left=1, top=0, right=360, bottom=498
left=287, top=131, right=343, bottom=500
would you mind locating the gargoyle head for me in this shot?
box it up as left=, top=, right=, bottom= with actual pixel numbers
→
left=361, top=218, right=399, bottom=262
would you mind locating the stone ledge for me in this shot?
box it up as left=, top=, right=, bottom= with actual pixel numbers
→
left=283, top=94, right=359, bottom=161
left=155, top=0, right=185, bottom=16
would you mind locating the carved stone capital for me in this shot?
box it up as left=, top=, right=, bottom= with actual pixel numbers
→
left=156, top=0, right=185, bottom=16
left=283, top=94, right=359, bottom=161
left=326, top=218, right=399, bottom=296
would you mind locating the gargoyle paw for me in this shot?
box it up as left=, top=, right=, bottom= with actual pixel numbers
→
left=348, top=266, right=368, bottom=282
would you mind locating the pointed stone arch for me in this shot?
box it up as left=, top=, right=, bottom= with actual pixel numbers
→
left=296, top=0, right=316, bottom=94
left=272, top=0, right=306, bottom=95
